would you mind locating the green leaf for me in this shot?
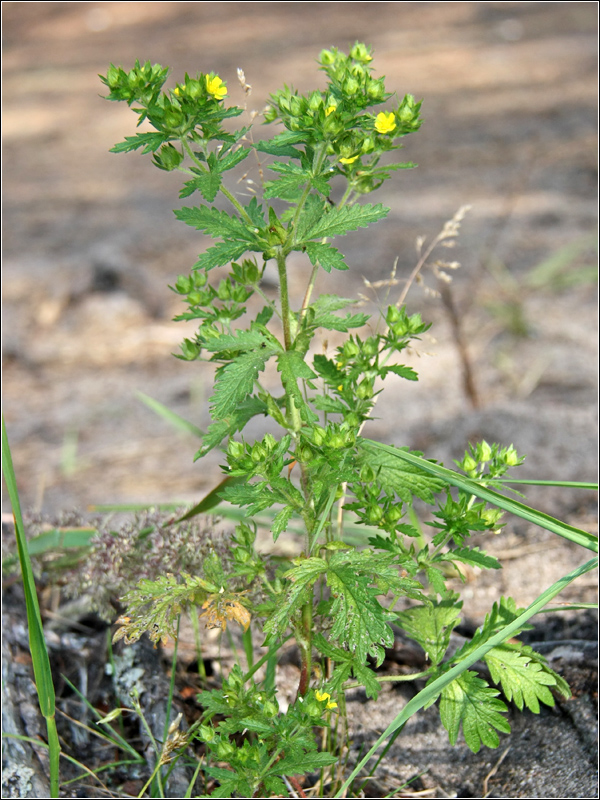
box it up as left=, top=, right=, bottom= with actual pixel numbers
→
left=273, top=751, right=338, bottom=776
left=294, top=194, right=327, bottom=242
left=194, top=241, right=254, bottom=272
left=304, top=242, right=348, bottom=272
left=438, top=546, right=501, bottom=571
left=218, top=146, right=251, bottom=173
left=264, top=558, right=328, bottom=637
left=204, top=327, right=276, bottom=356
left=299, top=202, right=389, bottom=242
left=396, top=599, right=462, bottom=665
left=327, top=551, right=395, bottom=666
left=357, top=440, right=446, bottom=504
left=276, top=351, right=318, bottom=423
left=380, top=364, right=419, bottom=381
left=305, top=295, right=370, bottom=331
left=110, top=132, right=168, bottom=154
left=439, top=671, right=511, bottom=752
left=485, top=644, right=569, bottom=712
left=271, top=506, right=294, bottom=542
left=179, top=170, right=222, bottom=201
left=175, top=205, right=255, bottom=241
left=264, top=162, right=311, bottom=200
left=210, top=348, right=275, bottom=419
left=194, top=398, right=267, bottom=458
left=256, top=131, right=306, bottom=157
left=221, top=481, right=276, bottom=515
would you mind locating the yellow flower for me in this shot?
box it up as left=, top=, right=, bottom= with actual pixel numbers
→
left=206, top=74, right=227, bottom=100
left=173, top=86, right=181, bottom=96
left=339, top=154, right=359, bottom=165
left=325, top=105, right=337, bottom=116
left=316, top=690, right=338, bottom=710
left=374, top=111, right=396, bottom=135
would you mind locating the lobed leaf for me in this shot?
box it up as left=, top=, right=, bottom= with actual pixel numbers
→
left=439, top=671, right=511, bottom=752
left=298, top=202, right=389, bottom=242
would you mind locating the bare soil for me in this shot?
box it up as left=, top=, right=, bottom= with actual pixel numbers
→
left=2, top=3, right=598, bottom=798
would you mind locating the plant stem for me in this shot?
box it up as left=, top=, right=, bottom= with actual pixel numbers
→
left=180, top=138, right=253, bottom=224
left=297, top=601, right=313, bottom=698
left=275, top=248, right=293, bottom=352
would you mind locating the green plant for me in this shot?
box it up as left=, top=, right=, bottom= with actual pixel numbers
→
left=97, top=45, right=597, bottom=797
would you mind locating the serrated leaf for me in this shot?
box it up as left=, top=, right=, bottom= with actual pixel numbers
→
left=439, top=671, right=510, bottom=752
left=380, top=364, right=419, bottom=381
left=484, top=645, right=567, bottom=712
left=210, top=348, right=275, bottom=419
left=204, top=327, right=276, bottom=355
left=396, top=599, right=461, bottom=665
left=305, top=241, right=349, bottom=273
left=305, top=295, right=370, bottom=332
left=264, top=162, right=311, bottom=200
left=179, top=171, right=222, bottom=201
left=357, top=440, right=446, bottom=504
left=110, top=132, right=168, bottom=154
left=256, top=131, right=306, bottom=157
left=299, top=202, right=389, bottom=242
left=264, top=558, right=328, bottom=637
left=276, top=351, right=318, bottom=423
left=295, top=194, right=328, bottom=242
left=271, top=506, right=294, bottom=542
left=312, top=395, right=348, bottom=413
left=194, top=241, right=256, bottom=272
left=440, top=546, right=501, bottom=571
left=218, top=146, right=251, bottom=173
left=327, top=551, right=395, bottom=666
left=312, top=354, right=344, bottom=386
left=194, top=398, right=267, bottom=459
left=175, top=205, right=255, bottom=241
left=272, top=751, right=338, bottom=776
left=221, top=481, right=276, bottom=515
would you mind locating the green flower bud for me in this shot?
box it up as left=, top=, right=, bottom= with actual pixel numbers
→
left=180, top=339, right=200, bottom=360
left=319, top=49, right=336, bottom=65
left=367, top=78, right=385, bottom=100
left=198, top=724, right=215, bottom=742
left=193, top=271, right=208, bottom=288
left=343, top=77, right=360, bottom=96
left=386, top=305, right=402, bottom=324
left=462, top=454, right=477, bottom=473
left=174, top=275, right=192, bottom=294
left=356, top=380, right=373, bottom=400
left=187, top=291, right=202, bottom=306
left=312, top=426, right=327, bottom=446
left=504, top=446, right=520, bottom=466
left=153, top=143, right=184, bottom=171
left=349, top=42, right=373, bottom=63
left=263, top=699, right=279, bottom=717
left=360, top=464, right=376, bottom=483
left=251, top=443, right=267, bottom=462
left=298, top=445, right=314, bottom=463
left=228, top=440, right=245, bottom=460
left=362, top=337, right=379, bottom=357
left=368, top=505, right=384, bottom=524
left=216, top=740, right=236, bottom=759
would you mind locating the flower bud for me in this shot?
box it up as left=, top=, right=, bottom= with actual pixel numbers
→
left=319, top=49, right=336, bottom=65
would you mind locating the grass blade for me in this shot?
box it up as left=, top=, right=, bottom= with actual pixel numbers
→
left=137, top=391, right=204, bottom=438
left=334, top=556, right=598, bottom=797
left=361, top=439, right=598, bottom=552
left=2, top=417, right=60, bottom=796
